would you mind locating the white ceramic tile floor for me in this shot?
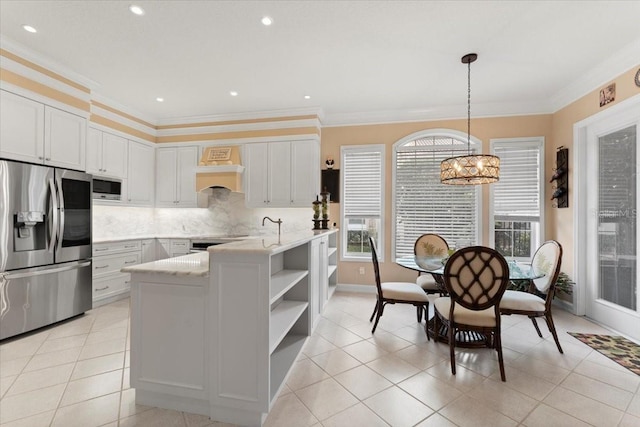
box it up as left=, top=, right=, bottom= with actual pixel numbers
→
left=1, top=292, right=639, bottom=426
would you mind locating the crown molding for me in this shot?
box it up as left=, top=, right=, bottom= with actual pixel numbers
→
left=549, top=39, right=640, bottom=113
left=91, top=92, right=159, bottom=127
left=321, top=100, right=552, bottom=127
left=0, top=36, right=99, bottom=90
left=156, top=106, right=325, bottom=127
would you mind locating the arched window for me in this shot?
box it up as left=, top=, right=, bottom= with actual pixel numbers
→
left=392, top=129, right=481, bottom=258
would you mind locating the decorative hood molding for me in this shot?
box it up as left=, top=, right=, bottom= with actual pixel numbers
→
left=196, top=165, right=244, bottom=192
left=195, top=146, right=244, bottom=192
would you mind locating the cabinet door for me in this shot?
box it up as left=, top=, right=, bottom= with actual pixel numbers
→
left=127, top=141, right=154, bottom=205
left=86, top=128, right=103, bottom=174
left=0, top=90, right=45, bottom=163
left=156, top=148, right=178, bottom=206
left=244, top=143, right=270, bottom=207
left=319, top=236, right=329, bottom=311
left=290, top=141, right=320, bottom=206
left=156, top=239, right=172, bottom=260
left=141, top=239, right=156, bottom=263
left=268, top=141, right=292, bottom=205
left=176, top=146, right=197, bottom=207
left=101, top=132, right=128, bottom=178
left=45, top=106, right=86, bottom=170
left=309, top=238, right=321, bottom=328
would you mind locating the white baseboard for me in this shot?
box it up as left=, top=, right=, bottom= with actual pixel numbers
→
left=552, top=297, right=575, bottom=314
left=335, top=283, right=376, bottom=294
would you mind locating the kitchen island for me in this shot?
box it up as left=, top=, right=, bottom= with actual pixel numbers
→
left=123, top=229, right=338, bottom=426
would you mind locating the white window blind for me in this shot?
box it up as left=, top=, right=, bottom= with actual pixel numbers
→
left=394, top=140, right=478, bottom=257
left=493, top=143, right=541, bottom=222
left=343, top=149, right=382, bottom=218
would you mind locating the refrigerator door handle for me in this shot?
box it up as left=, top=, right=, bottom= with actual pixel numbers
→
left=56, top=175, right=65, bottom=252
left=48, top=177, right=59, bottom=252
left=2, top=261, right=92, bottom=280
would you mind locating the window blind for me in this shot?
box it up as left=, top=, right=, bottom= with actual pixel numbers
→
left=394, top=146, right=478, bottom=257
left=493, top=144, right=541, bottom=222
left=343, top=149, right=383, bottom=218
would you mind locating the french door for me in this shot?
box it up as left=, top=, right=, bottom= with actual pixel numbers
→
left=580, top=96, right=640, bottom=341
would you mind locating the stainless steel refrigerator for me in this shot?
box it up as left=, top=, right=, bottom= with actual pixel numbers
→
left=0, top=159, right=92, bottom=340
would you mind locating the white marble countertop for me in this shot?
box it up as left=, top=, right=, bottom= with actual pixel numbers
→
left=209, top=229, right=337, bottom=255
left=122, top=252, right=209, bottom=277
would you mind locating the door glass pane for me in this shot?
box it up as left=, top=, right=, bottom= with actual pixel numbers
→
left=61, top=178, right=91, bottom=247
left=598, top=125, right=637, bottom=310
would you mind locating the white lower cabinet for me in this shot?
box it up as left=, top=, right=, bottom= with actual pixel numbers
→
left=156, top=238, right=190, bottom=259
left=140, top=239, right=156, bottom=263
left=92, top=240, right=142, bottom=307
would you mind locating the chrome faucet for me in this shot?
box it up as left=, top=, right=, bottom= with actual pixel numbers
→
left=262, top=216, right=282, bottom=236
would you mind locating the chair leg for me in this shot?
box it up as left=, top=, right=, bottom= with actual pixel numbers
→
left=530, top=316, right=543, bottom=338
left=495, top=330, right=506, bottom=382
left=371, top=301, right=385, bottom=333
left=544, top=313, right=564, bottom=354
left=369, top=300, right=378, bottom=322
left=416, top=305, right=422, bottom=323
left=448, top=321, right=456, bottom=375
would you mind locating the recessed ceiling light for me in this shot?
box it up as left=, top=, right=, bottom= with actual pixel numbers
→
left=230, top=91, right=238, bottom=97
left=156, top=97, right=164, bottom=102
left=261, top=16, right=273, bottom=26
left=304, top=95, right=311, bottom=100
left=22, top=25, right=37, bottom=33
left=129, top=5, right=145, bottom=16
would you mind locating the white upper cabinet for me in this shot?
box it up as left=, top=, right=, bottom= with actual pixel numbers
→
left=0, top=90, right=86, bottom=171
left=155, top=146, right=198, bottom=207
left=245, top=140, right=320, bottom=208
left=127, top=141, right=155, bottom=206
left=86, top=128, right=128, bottom=178
left=0, top=90, right=45, bottom=163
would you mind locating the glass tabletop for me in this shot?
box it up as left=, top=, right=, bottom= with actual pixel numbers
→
left=395, top=255, right=544, bottom=280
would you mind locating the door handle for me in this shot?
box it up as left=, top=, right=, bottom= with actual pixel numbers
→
left=95, top=264, right=110, bottom=269
left=4, top=261, right=92, bottom=279
left=48, top=177, right=58, bottom=253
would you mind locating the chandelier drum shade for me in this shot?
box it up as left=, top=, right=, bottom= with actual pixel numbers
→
left=441, top=53, right=500, bottom=185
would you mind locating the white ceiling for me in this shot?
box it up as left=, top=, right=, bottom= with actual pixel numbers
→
left=1, top=1, right=639, bottom=126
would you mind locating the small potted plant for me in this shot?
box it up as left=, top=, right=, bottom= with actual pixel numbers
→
left=553, top=272, right=575, bottom=298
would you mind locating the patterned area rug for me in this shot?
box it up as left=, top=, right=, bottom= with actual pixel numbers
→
left=568, top=333, right=640, bottom=376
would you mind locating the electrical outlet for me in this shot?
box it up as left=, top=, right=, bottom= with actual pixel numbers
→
left=359, top=267, right=365, bottom=275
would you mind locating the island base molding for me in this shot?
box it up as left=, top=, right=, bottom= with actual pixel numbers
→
left=136, top=390, right=267, bottom=426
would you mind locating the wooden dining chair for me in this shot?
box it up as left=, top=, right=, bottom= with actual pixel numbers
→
left=368, top=237, right=430, bottom=333
left=414, top=233, right=449, bottom=295
left=500, top=240, right=564, bottom=353
left=433, top=246, right=510, bottom=381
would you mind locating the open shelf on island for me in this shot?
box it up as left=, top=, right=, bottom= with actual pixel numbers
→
left=270, top=334, right=307, bottom=401
left=269, top=300, right=308, bottom=354
left=270, top=269, right=308, bottom=304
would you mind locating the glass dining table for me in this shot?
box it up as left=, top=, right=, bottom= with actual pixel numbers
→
left=396, top=255, right=544, bottom=347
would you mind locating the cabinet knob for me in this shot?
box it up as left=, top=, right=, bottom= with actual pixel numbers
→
left=38, top=156, right=43, bottom=160
left=45, top=157, right=51, bottom=161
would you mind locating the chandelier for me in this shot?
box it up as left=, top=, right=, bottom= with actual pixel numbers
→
left=440, top=53, right=500, bottom=185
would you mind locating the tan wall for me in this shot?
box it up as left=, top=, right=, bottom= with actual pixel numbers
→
left=549, top=65, right=640, bottom=276
left=322, top=115, right=553, bottom=288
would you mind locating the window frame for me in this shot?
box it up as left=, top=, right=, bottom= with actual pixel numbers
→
left=489, top=137, right=545, bottom=261
left=391, top=129, right=483, bottom=260
left=340, top=144, right=386, bottom=261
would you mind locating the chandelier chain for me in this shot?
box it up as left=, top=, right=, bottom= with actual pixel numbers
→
left=467, top=57, right=471, bottom=155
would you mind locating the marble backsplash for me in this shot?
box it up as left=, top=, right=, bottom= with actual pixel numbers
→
left=93, top=188, right=315, bottom=240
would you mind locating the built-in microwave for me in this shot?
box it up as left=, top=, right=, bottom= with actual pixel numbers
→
left=92, top=177, right=122, bottom=200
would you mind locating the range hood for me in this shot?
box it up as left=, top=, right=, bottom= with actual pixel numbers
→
left=195, top=146, right=244, bottom=193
